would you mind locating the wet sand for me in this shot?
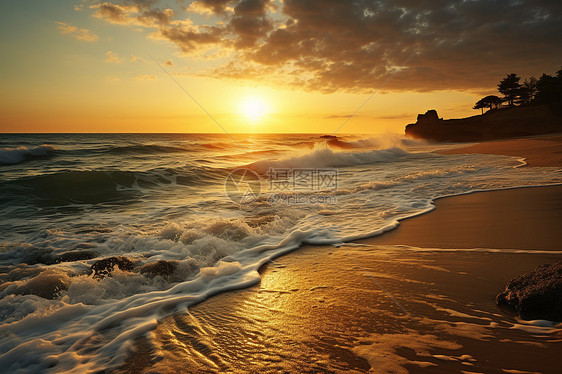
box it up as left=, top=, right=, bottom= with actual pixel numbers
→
left=366, top=185, right=562, bottom=251
left=122, top=138, right=562, bottom=373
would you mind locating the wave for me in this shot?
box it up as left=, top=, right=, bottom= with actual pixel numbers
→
left=0, top=166, right=223, bottom=205
left=0, top=145, right=56, bottom=165
left=1, top=170, right=139, bottom=205
left=107, top=144, right=191, bottom=155
left=325, top=135, right=428, bottom=150
left=200, top=141, right=234, bottom=150
left=249, top=147, right=409, bottom=173
left=327, top=137, right=379, bottom=149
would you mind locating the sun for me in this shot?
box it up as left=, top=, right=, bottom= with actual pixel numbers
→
left=239, top=96, right=269, bottom=121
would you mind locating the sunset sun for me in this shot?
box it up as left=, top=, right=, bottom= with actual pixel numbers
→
left=239, top=96, right=269, bottom=121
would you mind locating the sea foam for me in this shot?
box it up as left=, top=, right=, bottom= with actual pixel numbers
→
left=250, top=146, right=409, bottom=173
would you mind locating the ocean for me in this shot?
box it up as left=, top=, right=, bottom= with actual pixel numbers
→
left=1, top=133, right=561, bottom=372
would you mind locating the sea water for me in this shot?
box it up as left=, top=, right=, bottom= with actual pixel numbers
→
left=0, top=133, right=561, bottom=372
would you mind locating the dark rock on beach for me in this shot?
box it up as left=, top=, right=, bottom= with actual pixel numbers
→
left=91, top=256, right=135, bottom=279
left=139, top=260, right=179, bottom=278
left=496, top=261, right=562, bottom=321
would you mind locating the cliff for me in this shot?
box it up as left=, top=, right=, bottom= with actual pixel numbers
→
left=405, top=104, right=562, bottom=142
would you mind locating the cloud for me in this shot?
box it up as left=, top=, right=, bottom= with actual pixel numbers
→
left=135, top=74, right=157, bottom=80
left=91, top=2, right=174, bottom=27
left=105, top=51, right=124, bottom=63
left=130, top=54, right=145, bottom=62
left=56, top=21, right=98, bottom=41
left=164, top=60, right=173, bottom=66
left=186, top=0, right=233, bottom=15
left=88, top=0, right=562, bottom=92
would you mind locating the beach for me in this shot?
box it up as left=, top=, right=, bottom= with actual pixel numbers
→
left=2, top=134, right=561, bottom=373
left=440, top=136, right=562, bottom=167
left=3, top=2, right=562, bottom=372
left=123, top=136, right=562, bottom=373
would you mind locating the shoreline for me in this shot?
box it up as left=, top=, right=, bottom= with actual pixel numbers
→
left=363, top=184, right=562, bottom=251
left=126, top=182, right=562, bottom=372
left=123, top=136, right=562, bottom=373
left=440, top=135, right=562, bottom=167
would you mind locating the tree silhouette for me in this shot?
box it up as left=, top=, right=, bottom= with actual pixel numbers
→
left=473, top=100, right=486, bottom=114
left=517, top=77, right=538, bottom=105
left=474, top=95, right=503, bottom=114
left=498, top=73, right=522, bottom=107
left=534, top=69, right=562, bottom=104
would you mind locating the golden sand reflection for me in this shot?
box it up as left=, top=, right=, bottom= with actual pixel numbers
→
left=121, top=243, right=562, bottom=373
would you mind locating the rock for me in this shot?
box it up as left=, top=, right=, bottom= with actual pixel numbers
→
left=496, top=261, right=562, bottom=321
left=22, top=246, right=57, bottom=265
left=139, top=260, right=178, bottom=278
left=56, top=249, right=98, bottom=263
left=91, top=256, right=134, bottom=279
left=404, top=104, right=562, bottom=142
left=416, top=109, right=441, bottom=124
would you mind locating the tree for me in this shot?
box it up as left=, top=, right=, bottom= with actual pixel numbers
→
left=534, top=70, right=562, bottom=104
left=497, top=73, right=522, bottom=107
left=516, top=77, right=538, bottom=105
left=473, top=100, right=486, bottom=114
left=474, top=95, right=502, bottom=114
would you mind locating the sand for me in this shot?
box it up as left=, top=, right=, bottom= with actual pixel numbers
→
left=440, top=135, right=562, bottom=167
left=366, top=185, right=562, bottom=251
left=122, top=137, right=562, bottom=373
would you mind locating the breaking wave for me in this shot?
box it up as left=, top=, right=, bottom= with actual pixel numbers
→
left=0, top=145, right=56, bottom=165
left=249, top=146, right=409, bottom=173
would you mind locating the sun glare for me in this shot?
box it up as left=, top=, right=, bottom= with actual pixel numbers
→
left=239, top=96, right=269, bottom=121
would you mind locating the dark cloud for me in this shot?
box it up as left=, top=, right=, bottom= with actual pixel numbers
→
left=230, top=0, right=273, bottom=47
left=92, top=0, right=562, bottom=92
left=92, top=2, right=174, bottom=27
left=157, top=25, right=223, bottom=52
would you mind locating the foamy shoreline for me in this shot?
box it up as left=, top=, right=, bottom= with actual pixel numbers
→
left=2, top=133, right=561, bottom=373
left=123, top=135, right=562, bottom=372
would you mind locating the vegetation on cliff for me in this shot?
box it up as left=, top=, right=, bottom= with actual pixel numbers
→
left=405, top=68, right=562, bottom=142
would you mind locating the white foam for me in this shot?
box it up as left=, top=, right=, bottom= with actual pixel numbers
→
left=250, top=146, right=409, bottom=173
left=510, top=319, right=561, bottom=335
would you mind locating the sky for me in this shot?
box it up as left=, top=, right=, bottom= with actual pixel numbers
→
left=0, top=0, right=561, bottom=134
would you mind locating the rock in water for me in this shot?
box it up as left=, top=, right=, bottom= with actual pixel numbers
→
left=496, top=261, right=562, bottom=321
left=91, top=256, right=134, bottom=279
left=56, top=249, right=98, bottom=263
left=139, top=260, right=178, bottom=278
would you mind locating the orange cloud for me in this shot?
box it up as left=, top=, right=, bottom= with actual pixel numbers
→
left=56, top=21, right=98, bottom=42
left=135, top=74, right=157, bottom=80
left=105, top=51, right=124, bottom=63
